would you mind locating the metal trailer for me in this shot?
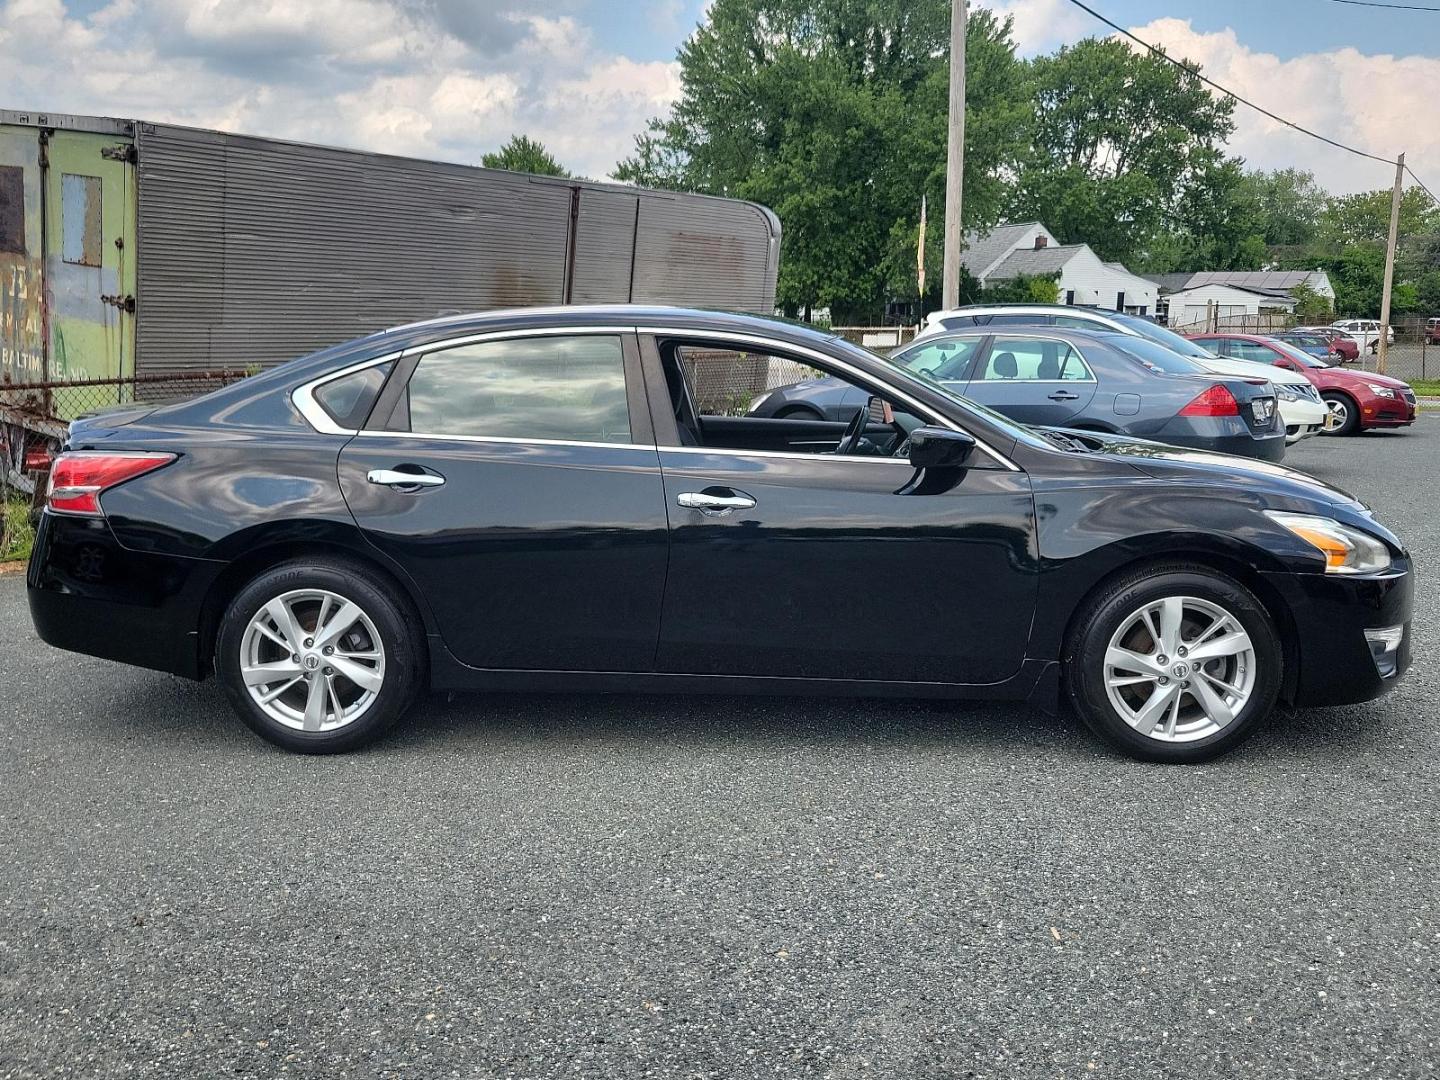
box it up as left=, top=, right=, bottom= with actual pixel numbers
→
left=0, top=106, right=780, bottom=393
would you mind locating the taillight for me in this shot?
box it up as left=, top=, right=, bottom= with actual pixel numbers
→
left=46, top=452, right=176, bottom=516
left=23, top=446, right=54, bottom=472
left=1178, top=384, right=1240, bottom=417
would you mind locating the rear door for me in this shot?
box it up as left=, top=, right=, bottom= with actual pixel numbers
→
left=961, top=334, right=1098, bottom=426
left=337, top=329, right=671, bottom=672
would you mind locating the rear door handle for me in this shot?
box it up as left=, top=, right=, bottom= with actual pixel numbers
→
left=677, top=491, right=756, bottom=514
left=367, top=468, right=446, bottom=489
left=1048, top=391, right=1080, bottom=401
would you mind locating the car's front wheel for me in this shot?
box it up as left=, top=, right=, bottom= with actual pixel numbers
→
left=216, top=558, right=423, bottom=753
left=1323, top=392, right=1360, bottom=436
left=1064, top=564, right=1282, bottom=763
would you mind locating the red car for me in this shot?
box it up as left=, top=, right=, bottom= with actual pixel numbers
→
left=1188, top=333, right=1415, bottom=436
left=1301, top=326, right=1359, bottom=363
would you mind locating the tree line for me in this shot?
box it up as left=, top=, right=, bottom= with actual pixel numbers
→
left=482, top=0, right=1439, bottom=322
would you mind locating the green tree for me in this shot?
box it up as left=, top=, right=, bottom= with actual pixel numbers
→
left=615, top=0, right=1029, bottom=320
left=482, top=135, right=571, bottom=177
left=1240, top=168, right=1327, bottom=247
left=1007, top=37, right=1241, bottom=268
left=1289, top=282, right=1332, bottom=321
left=1320, top=187, right=1436, bottom=246
left=981, top=273, right=1061, bottom=304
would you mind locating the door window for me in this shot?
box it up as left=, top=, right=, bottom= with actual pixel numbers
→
left=1229, top=340, right=1281, bottom=364
left=1053, top=314, right=1106, bottom=331
left=893, top=338, right=981, bottom=382
left=978, top=338, right=1093, bottom=381
left=395, top=335, right=632, bottom=443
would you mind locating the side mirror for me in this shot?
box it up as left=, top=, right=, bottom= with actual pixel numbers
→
left=908, top=426, right=976, bottom=470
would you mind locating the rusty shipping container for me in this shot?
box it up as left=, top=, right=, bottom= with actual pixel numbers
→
left=0, top=108, right=780, bottom=395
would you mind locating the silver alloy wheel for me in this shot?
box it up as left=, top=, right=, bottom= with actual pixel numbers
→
left=240, top=588, right=386, bottom=732
left=1327, top=397, right=1349, bottom=428
left=1103, top=595, right=1257, bottom=743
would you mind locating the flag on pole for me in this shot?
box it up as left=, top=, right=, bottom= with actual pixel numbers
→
left=917, top=194, right=927, bottom=298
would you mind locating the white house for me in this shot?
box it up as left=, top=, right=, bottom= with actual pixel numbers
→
left=1161, top=283, right=1297, bottom=330
left=1144, top=270, right=1335, bottom=325
left=961, top=222, right=1159, bottom=316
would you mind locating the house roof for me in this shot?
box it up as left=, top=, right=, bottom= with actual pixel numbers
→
left=960, top=222, right=1047, bottom=277
left=1144, top=270, right=1327, bottom=295
left=1169, top=282, right=1297, bottom=305
left=987, top=244, right=1089, bottom=279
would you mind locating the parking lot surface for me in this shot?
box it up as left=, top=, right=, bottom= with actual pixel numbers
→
left=2, top=423, right=1438, bottom=1079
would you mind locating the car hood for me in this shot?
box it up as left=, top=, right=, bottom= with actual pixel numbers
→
left=1045, top=427, right=1364, bottom=509
left=1197, top=356, right=1307, bottom=386
left=1328, top=368, right=1410, bottom=390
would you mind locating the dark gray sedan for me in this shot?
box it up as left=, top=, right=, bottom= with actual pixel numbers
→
left=750, top=327, right=1286, bottom=460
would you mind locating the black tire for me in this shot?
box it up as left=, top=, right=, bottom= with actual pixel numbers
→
left=1063, top=563, right=1282, bottom=764
left=775, top=405, right=824, bottom=420
left=1323, top=391, right=1360, bottom=436
left=216, top=557, right=424, bottom=753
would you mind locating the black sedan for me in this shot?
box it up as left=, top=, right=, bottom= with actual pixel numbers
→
left=28, top=307, right=1411, bottom=763
left=751, top=328, right=1287, bottom=460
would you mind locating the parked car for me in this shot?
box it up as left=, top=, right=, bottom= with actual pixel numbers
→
left=28, top=307, right=1411, bottom=764
left=1426, top=317, right=1440, bottom=345
left=1189, top=333, right=1417, bottom=435
left=1330, top=319, right=1393, bottom=354
left=1275, top=330, right=1339, bottom=361
left=913, top=304, right=1327, bottom=443
left=755, top=327, right=1287, bottom=459
left=1299, top=326, right=1359, bottom=363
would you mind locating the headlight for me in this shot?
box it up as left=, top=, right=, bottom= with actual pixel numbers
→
left=1275, top=384, right=1299, bottom=401
left=1367, top=384, right=1396, bottom=398
left=1265, top=511, right=1392, bottom=574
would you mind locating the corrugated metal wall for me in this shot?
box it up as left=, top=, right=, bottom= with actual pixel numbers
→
left=134, top=123, right=780, bottom=374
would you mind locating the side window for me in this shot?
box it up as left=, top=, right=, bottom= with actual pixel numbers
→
left=978, top=338, right=1092, bottom=381
left=1190, top=337, right=1224, bottom=355
left=1231, top=340, right=1280, bottom=364
left=986, top=314, right=1051, bottom=326
left=937, top=315, right=976, bottom=330
left=399, top=335, right=631, bottom=443
left=893, top=338, right=981, bottom=382
left=314, top=361, right=393, bottom=429
left=1053, top=314, right=1102, bottom=331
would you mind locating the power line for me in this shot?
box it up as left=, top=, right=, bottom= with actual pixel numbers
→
left=1406, top=166, right=1440, bottom=206
left=1061, top=0, right=1400, bottom=167
left=1327, top=0, right=1440, bottom=11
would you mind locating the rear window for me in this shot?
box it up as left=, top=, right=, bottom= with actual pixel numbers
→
left=314, top=361, right=393, bottom=429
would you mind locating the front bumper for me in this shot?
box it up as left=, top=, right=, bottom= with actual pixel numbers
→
left=1361, top=394, right=1416, bottom=428
left=1262, top=558, right=1413, bottom=707
left=26, top=511, right=220, bottom=679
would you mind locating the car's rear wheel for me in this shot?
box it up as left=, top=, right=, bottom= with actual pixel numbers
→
left=216, top=559, right=422, bottom=753
left=1323, top=392, right=1359, bottom=435
left=1064, top=564, right=1281, bottom=763
left=775, top=405, right=824, bottom=420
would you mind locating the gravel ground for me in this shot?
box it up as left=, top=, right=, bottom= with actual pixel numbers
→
left=2, top=422, right=1438, bottom=1079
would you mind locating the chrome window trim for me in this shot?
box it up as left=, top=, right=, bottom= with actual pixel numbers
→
left=294, top=323, right=1019, bottom=471
left=639, top=326, right=1018, bottom=471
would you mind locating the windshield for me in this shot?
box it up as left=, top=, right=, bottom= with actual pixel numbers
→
left=872, top=339, right=1054, bottom=451
left=1266, top=337, right=1330, bottom=368
left=1097, top=333, right=1210, bottom=375
left=1107, top=311, right=1219, bottom=359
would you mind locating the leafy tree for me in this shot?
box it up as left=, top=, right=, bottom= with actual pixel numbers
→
left=482, top=135, right=571, bottom=177
left=1320, top=187, right=1436, bottom=246
left=1006, top=37, right=1241, bottom=268
left=1289, top=282, right=1333, bottom=321
left=1239, top=168, right=1327, bottom=247
left=981, top=273, right=1061, bottom=304
left=615, top=0, right=1030, bottom=320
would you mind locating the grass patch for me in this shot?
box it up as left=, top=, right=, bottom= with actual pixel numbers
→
left=1, top=500, right=34, bottom=564
left=1408, top=379, right=1440, bottom=397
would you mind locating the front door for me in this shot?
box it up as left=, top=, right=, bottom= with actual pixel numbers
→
left=960, top=333, right=1098, bottom=426
left=644, top=334, right=1037, bottom=685
left=338, top=330, right=670, bottom=672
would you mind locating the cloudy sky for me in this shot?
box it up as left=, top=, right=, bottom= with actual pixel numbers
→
left=3, top=0, right=1438, bottom=194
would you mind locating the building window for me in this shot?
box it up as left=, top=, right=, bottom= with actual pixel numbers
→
left=0, top=166, right=24, bottom=254
left=1116, top=291, right=1126, bottom=311
left=61, top=174, right=103, bottom=267
left=1065, top=290, right=1075, bottom=306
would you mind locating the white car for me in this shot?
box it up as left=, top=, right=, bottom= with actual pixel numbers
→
left=1330, top=319, right=1393, bottom=353
left=918, top=305, right=1329, bottom=443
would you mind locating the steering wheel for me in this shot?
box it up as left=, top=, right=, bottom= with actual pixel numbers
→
left=835, top=405, right=869, bottom=456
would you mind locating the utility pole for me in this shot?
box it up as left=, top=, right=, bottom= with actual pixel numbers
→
left=1378, top=151, right=1404, bottom=376
left=942, top=0, right=967, bottom=310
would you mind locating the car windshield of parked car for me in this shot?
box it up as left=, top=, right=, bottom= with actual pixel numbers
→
left=1097, top=334, right=1209, bottom=375
left=890, top=337, right=982, bottom=381
left=1107, top=312, right=1219, bottom=360
left=1266, top=338, right=1330, bottom=368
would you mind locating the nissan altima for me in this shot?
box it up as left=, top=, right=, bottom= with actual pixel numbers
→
left=28, top=307, right=1411, bottom=763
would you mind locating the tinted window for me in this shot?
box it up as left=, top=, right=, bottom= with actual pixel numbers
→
left=893, top=338, right=982, bottom=381
left=986, top=313, right=1052, bottom=326
left=937, top=315, right=976, bottom=330
left=978, top=338, right=1092, bottom=381
left=315, top=361, right=393, bottom=428
left=1107, top=312, right=1218, bottom=359
left=404, top=335, right=631, bottom=443
left=1230, top=340, right=1281, bottom=364
left=1101, top=335, right=1206, bottom=374
left=1053, top=314, right=1107, bottom=330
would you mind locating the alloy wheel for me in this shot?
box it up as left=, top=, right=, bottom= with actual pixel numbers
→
left=1103, top=595, right=1257, bottom=743
left=1327, top=398, right=1349, bottom=427
left=240, top=588, right=386, bottom=732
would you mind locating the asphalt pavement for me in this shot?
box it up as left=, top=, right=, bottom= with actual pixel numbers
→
left=2, top=421, right=1438, bottom=1079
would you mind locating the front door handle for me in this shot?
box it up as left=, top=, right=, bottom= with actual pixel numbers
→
left=1048, top=390, right=1080, bottom=401
left=677, top=491, right=756, bottom=514
left=367, top=468, right=446, bottom=490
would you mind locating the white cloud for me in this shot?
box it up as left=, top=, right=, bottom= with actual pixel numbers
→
left=1117, top=18, right=1438, bottom=195
left=986, top=0, right=1090, bottom=57
left=0, top=0, right=678, bottom=179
